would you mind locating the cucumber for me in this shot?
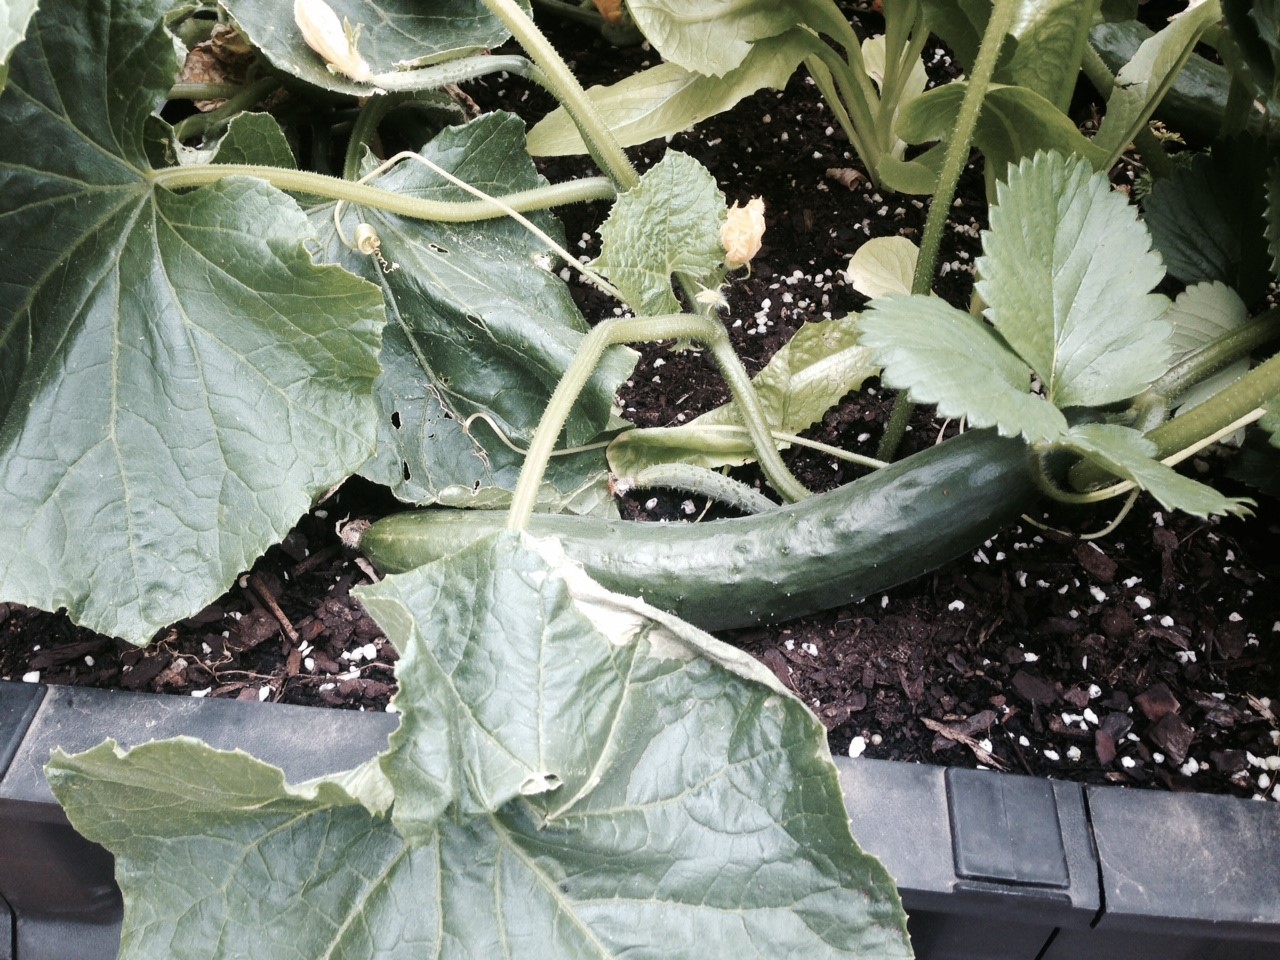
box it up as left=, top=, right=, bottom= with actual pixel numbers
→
left=360, top=429, right=1038, bottom=631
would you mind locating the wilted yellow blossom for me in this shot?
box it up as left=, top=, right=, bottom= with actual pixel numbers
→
left=591, top=0, right=627, bottom=24
left=721, top=197, right=766, bottom=268
left=293, top=0, right=374, bottom=83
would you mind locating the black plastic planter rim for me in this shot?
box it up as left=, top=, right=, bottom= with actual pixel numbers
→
left=2, top=680, right=1278, bottom=960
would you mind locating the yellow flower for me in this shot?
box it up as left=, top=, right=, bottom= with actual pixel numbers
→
left=721, top=197, right=766, bottom=268
left=293, top=0, right=373, bottom=83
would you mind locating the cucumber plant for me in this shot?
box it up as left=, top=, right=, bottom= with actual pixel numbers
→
left=0, top=0, right=917, bottom=956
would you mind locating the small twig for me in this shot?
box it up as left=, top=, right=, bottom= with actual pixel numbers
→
left=249, top=575, right=300, bottom=644
left=922, top=717, right=1009, bottom=770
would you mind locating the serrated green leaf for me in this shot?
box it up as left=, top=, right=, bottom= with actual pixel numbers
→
left=859, top=295, right=1068, bottom=441
left=1142, top=141, right=1274, bottom=307
left=50, top=533, right=914, bottom=959
left=308, top=114, right=635, bottom=505
left=223, top=0, right=519, bottom=95
left=594, top=151, right=726, bottom=314
left=528, top=30, right=807, bottom=157
left=977, top=151, right=1170, bottom=408
left=1063, top=422, right=1252, bottom=517
left=897, top=82, right=1110, bottom=180
left=1091, top=0, right=1221, bottom=166
left=0, top=0, right=385, bottom=643
left=845, top=235, right=919, bottom=299
left=607, top=315, right=878, bottom=474
left=210, top=112, right=297, bottom=168
left=1162, top=282, right=1251, bottom=414
left=625, top=0, right=804, bottom=77
left=0, top=0, right=38, bottom=88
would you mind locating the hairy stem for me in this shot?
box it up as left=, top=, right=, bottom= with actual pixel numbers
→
left=877, top=0, right=1017, bottom=461
left=508, top=314, right=811, bottom=531
left=1071, top=349, right=1280, bottom=491
left=150, top=163, right=615, bottom=220
left=480, top=0, right=638, bottom=190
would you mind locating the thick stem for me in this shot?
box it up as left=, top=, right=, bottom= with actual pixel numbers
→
left=372, top=53, right=545, bottom=94
left=1070, top=349, right=1280, bottom=491
left=171, top=76, right=281, bottom=142
left=150, top=163, right=615, bottom=220
left=877, top=0, right=1017, bottom=461
left=481, top=0, right=639, bottom=190
left=507, top=314, right=811, bottom=531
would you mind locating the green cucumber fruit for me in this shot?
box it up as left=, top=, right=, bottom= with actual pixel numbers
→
left=360, top=429, right=1038, bottom=631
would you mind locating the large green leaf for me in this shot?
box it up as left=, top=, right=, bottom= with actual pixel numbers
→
left=977, top=151, right=1170, bottom=408
left=858, top=295, right=1068, bottom=442
left=1268, top=157, right=1280, bottom=277
left=1142, top=141, right=1274, bottom=308
left=1091, top=0, right=1222, bottom=168
left=594, top=151, right=727, bottom=314
left=624, top=0, right=805, bottom=76
left=607, top=315, right=878, bottom=474
left=310, top=114, right=635, bottom=506
left=527, top=29, right=808, bottom=156
left=223, top=0, right=519, bottom=95
left=49, top=533, right=914, bottom=959
left=0, top=0, right=385, bottom=642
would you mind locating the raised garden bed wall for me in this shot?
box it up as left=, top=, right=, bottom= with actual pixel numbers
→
left=3, top=681, right=1277, bottom=960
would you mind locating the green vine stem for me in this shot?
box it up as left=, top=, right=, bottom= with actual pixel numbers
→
left=876, top=0, right=1018, bottom=462
left=171, top=76, right=281, bottom=142
left=150, top=163, right=615, bottom=221
left=1128, top=305, right=1280, bottom=429
left=627, top=463, right=777, bottom=515
left=480, top=0, right=639, bottom=191
left=508, top=314, right=811, bottom=531
left=168, top=82, right=243, bottom=101
left=1069, top=348, right=1280, bottom=493
left=372, top=53, right=548, bottom=94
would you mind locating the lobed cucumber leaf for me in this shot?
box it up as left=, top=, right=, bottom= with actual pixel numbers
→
left=593, top=151, right=727, bottom=314
left=308, top=114, right=635, bottom=508
left=48, top=533, right=915, bottom=960
left=0, top=0, right=385, bottom=642
left=222, top=0, right=522, bottom=95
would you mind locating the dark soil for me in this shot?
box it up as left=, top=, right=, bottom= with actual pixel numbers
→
left=3, top=2, right=1277, bottom=801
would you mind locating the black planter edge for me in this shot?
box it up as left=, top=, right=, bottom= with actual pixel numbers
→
left=1, top=679, right=1277, bottom=960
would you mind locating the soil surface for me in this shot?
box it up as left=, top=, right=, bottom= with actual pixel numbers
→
left=3, top=1, right=1278, bottom=801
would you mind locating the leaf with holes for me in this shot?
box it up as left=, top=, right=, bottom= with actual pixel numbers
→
left=309, top=113, right=635, bottom=506
left=48, top=533, right=914, bottom=960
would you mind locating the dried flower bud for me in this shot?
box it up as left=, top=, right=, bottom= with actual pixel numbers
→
left=591, top=0, right=627, bottom=24
left=721, top=197, right=766, bottom=268
left=293, top=0, right=373, bottom=83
